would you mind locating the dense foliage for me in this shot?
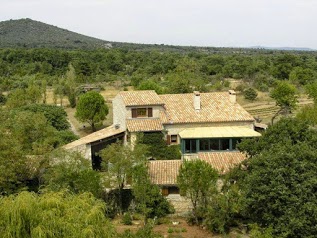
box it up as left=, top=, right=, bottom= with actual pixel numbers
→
left=42, top=150, right=102, bottom=198
left=237, top=118, right=317, bottom=237
left=0, top=191, right=115, bottom=238
left=132, top=164, right=174, bottom=221
left=177, top=160, right=218, bottom=224
left=1, top=47, right=316, bottom=94
left=136, top=132, right=181, bottom=160
left=75, top=91, right=108, bottom=131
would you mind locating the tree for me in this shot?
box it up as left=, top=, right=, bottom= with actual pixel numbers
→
left=306, top=81, right=317, bottom=104
left=296, top=105, right=317, bottom=126
left=177, top=160, right=218, bottom=224
left=243, top=87, right=258, bottom=101
left=137, top=80, right=164, bottom=94
left=75, top=91, right=108, bottom=132
left=270, top=81, right=298, bottom=124
left=237, top=118, right=317, bottom=236
left=0, top=125, right=29, bottom=195
left=289, top=66, right=315, bottom=85
left=100, top=143, right=148, bottom=214
left=42, top=150, right=102, bottom=198
left=65, top=63, right=77, bottom=108
left=0, top=191, right=115, bottom=238
left=136, top=132, right=181, bottom=160
left=241, top=143, right=317, bottom=237
left=132, top=163, right=174, bottom=223
left=18, top=104, right=70, bottom=131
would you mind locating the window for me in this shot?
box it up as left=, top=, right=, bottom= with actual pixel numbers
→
left=220, top=139, right=230, bottom=150
left=185, top=139, right=197, bottom=153
left=171, top=135, right=178, bottom=143
left=210, top=139, right=219, bottom=150
left=131, top=108, right=153, bottom=118
left=168, top=186, right=180, bottom=195
left=200, top=139, right=209, bottom=151
left=137, top=108, right=147, bottom=117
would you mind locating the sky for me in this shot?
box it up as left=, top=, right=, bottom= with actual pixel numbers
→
left=1, top=0, right=317, bottom=49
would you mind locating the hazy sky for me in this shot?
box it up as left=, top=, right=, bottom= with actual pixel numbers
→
left=1, top=0, right=316, bottom=49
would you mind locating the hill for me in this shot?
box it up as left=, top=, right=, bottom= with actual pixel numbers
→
left=0, top=18, right=111, bottom=49
left=0, top=18, right=315, bottom=53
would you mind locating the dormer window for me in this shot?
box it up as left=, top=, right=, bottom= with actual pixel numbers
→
left=132, top=107, right=153, bottom=118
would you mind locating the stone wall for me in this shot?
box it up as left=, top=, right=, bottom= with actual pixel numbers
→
left=166, top=194, right=192, bottom=216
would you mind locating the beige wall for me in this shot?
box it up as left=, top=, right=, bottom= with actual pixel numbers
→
left=68, top=144, right=92, bottom=161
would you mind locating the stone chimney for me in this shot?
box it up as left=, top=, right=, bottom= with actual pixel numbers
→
left=228, top=90, right=236, bottom=103
left=193, top=91, right=201, bottom=111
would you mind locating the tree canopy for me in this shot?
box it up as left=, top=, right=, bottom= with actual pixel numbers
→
left=75, top=91, right=108, bottom=131
left=237, top=118, right=317, bottom=237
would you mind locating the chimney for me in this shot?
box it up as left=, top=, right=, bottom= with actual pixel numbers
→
left=193, top=91, right=201, bottom=111
left=228, top=90, right=236, bottom=103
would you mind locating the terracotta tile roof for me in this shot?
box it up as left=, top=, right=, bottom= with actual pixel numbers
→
left=148, top=160, right=182, bottom=185
left=198, top=151, right=247, bottom=174
left=118, top=90, right=164, bottom=106
left=159, top=92, right=254, bottom=124
left=63, top=125, right=125, bottom=149
left=148, top=152, right=247, bottom=185
left=126, top=119, right=163, bottom=132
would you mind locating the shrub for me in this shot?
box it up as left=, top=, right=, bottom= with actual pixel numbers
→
left=122, top=212, right=133, bottom=225
left=243, top=87, right=258, bottom=101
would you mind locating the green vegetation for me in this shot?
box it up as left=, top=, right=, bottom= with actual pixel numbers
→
left=237, top=118, right=317, bottom=237
left=0, top=18, right=109, bottom=49
left=177, top=160, right=218, bottom=224
left=0, top=191, right=115, bottom=238
left=136, top=132, right=181, bottom=160
left=132, top=163, right=174, bottom=222
left=243, top=87, right=258, bottom=101
left=1, top=19, right=317, bottom=237
left=75, top=91, right=108, bottom=131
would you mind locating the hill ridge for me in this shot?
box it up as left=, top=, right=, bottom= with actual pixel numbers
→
left=0, top=18, right=110, bottom=49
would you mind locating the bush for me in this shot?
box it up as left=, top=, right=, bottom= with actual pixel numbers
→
left=0, top=191, right=115, bottom=238
left=243, top=87, right=258, bottom=101
left=122, top=212, right=133, bottom=225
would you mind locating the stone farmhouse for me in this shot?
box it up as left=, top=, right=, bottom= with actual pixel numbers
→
left=65, top=90, right=260, bottom=199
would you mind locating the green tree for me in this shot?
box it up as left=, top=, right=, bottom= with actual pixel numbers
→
left=204, top=183, right=244, bottom=234
left=289, top=66, right=315, bottom=85
left=136, top=132, right=181, bottom=160
left=75, top=91, right=108, bottom=132
left=270, top=81, right=298, bottom=124
left=305, top=81, right=317, bottom=104
left=243, top=87, right=258, bottom=101
left=0, top=191, right=115, bottom=238
left=18, top=104, right=70, bottom=131
left=100, top=143, right=148, bottom=214
left=65, top=63, right=77, bottom=107
left=237, top=118, right=317, bottom=237
left=296, top=105, right=317, bottom=126
left=0, top=124, right=29, bottom=195
left=137, top=80, right=164, bottom=94
left=132, top=163, right=174, bottom=223
left=42, top=150, right=102, bottom=198
left=177, top=160, right=218, bottom=224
